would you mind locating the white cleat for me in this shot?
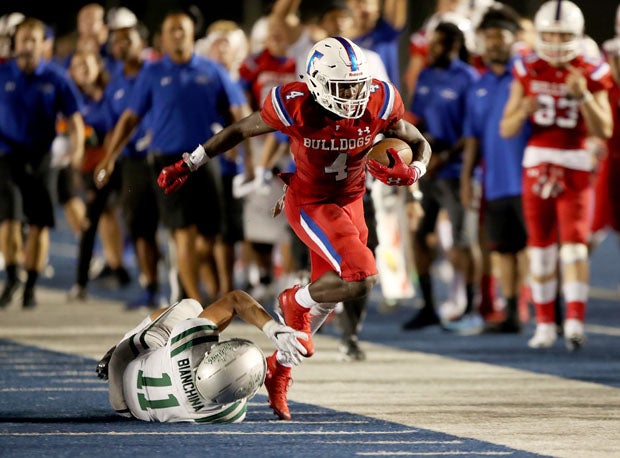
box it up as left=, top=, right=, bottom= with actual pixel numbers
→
left=564, top=319, right=586, bottom=351
left=528, top=323, right=557, bottom=349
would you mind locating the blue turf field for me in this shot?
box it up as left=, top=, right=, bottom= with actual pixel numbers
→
left=0, top=341, right=547, bottom=458
left=1, top=207, right=619, bottom=456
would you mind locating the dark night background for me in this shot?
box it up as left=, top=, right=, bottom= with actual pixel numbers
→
left=0, top=1, right=617, bottom=69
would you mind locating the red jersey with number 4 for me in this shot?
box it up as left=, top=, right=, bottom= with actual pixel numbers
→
left=513, top=54, right=613, bottom=151
left=260, top=79, right=404, bottom=205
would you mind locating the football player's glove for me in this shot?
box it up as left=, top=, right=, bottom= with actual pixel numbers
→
left=262, top=319, right=308, bottom=365
left=367, top=148, right=426, bottom=186
left=157, top=154, right=193, bottom=194
left=96, top=345, right=116, bottom=381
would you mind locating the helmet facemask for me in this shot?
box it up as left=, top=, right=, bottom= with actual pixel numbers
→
left=536, top=31, right=581, bottom=64
left=534, top=0, right=584, bottom=65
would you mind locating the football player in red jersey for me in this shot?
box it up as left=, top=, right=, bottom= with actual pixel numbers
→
left=157, top=36, right=430, bottom=420
left=500, top=0, right=613, bottom=351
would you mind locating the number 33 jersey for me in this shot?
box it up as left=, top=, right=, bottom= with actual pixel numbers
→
left=123, top=318, right=247, bottom=423
left=513, top=54, right=612, bottom=170
left=260, top=79, right=404, bottom=205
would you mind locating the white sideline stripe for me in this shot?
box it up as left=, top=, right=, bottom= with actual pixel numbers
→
left=585, top=324, right=620, bottom=336
left=325, top=440, right=463, bottom=445
left=0, top=387, right=107, bottom=392
left=356, top=452, right=512, bottom=456
left=10, top=365, right=92, bottom=369
left=589, top=287, right=620, bottom=301
left=18, top=372, right=93, bottom=376
left=0, top=430, right=419, bottom=437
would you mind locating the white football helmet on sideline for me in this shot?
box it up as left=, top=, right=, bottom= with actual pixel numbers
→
left=534, top=0, right=584, bottom=64
left=195, top=338, right=266, bottom=405
left=305, top=36, right=371, bottom=119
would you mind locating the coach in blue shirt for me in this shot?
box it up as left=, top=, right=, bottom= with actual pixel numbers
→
left=403, top=21, right=479, bottom=331
left=0, top=17, right=85, bottom=309
left=97, top=11, right=248, bottom=302
left=461, top=5, right=530, bottom=333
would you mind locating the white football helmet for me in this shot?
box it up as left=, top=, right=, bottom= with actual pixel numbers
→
left=534, top=0, right=584, bottom=64
left=305, top=36, right=371, bottom=119
left=195, top=338, right=266, bottom=405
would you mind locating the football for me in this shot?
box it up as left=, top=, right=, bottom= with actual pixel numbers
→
left=366, top=138, right=413, bottom=168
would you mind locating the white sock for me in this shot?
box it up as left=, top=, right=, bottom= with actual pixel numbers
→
left=294, top=285, right=318, bottom=309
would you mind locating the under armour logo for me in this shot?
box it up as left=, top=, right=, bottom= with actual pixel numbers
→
left=387, top=177, right=401, bottom=185
left=357, top=127, right=370, bottom=136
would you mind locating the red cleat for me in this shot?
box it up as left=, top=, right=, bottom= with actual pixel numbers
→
left=264, top=352, right=292, bottom=420
left=278, top=285, right=314, bottom=357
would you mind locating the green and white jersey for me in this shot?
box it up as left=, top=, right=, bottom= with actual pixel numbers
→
left=123, top=317, right=248, bottom=423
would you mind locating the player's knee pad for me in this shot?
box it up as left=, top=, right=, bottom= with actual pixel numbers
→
left=559, top=243, right=588, bottom=265
left=528, top=244, right=558, bottom=277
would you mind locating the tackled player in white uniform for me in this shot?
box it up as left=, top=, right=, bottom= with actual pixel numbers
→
left=100, top=290, right=308, bottom=423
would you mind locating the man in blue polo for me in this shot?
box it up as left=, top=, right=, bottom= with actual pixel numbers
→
left=402, top=21, right=479, bottom=332
left=93, top=18, right=162, bottom=309
left=96, top=11, right=248, bottom=303
left=460, top=4, right=530, bottom=333
left=0, top=17, right=85, bottom=309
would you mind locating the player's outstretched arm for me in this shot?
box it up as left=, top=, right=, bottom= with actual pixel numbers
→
left=157, top=112, right=275, bottom=194
left=200, top=290, right=308, bottom=364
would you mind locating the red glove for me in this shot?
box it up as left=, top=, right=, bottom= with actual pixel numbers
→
left=157, top=156, right=192, bottom=194
left=367, top=148, right=426, bottom=186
